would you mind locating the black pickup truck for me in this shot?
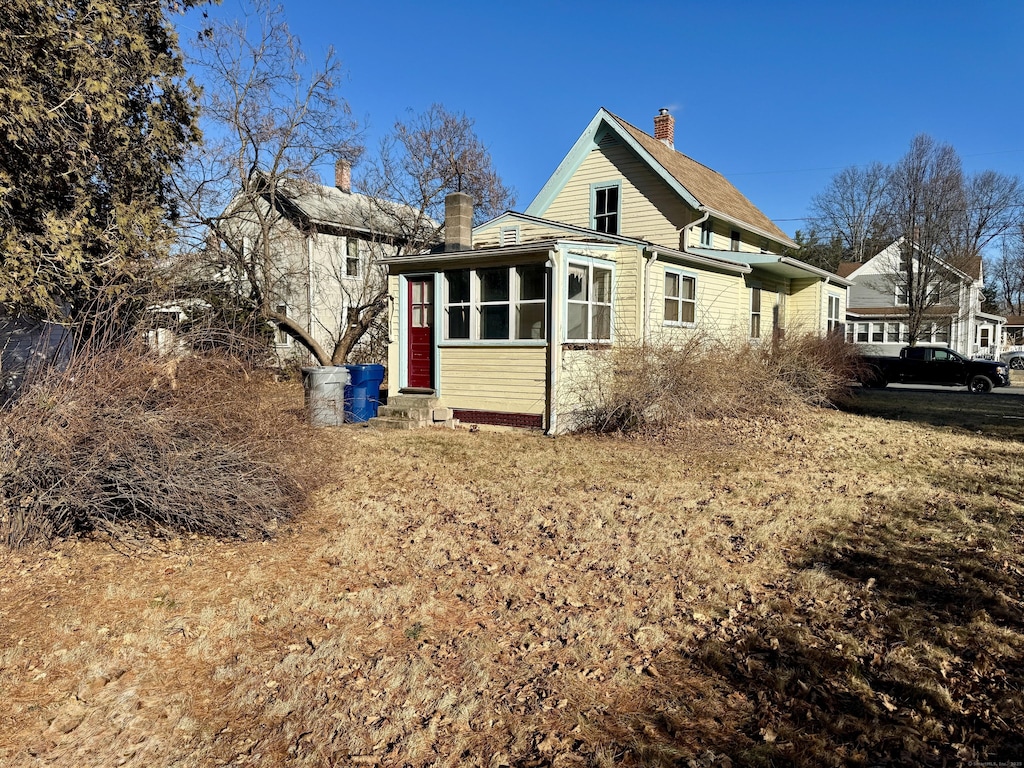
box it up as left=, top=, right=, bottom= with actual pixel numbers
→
left=860, top=346, right=1010, bottom=393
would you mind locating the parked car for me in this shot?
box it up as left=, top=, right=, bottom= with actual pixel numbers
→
left=860, top=346, right=1010, bottom=393
left=1000, top=349, right=1024, bottom=370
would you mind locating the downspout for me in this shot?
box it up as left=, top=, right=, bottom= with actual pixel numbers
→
left=306, top=235, right=314, bottom=341
left=643, top=247, right=658, bottom=344
left=679, top=210, right=712, bottom=256
left=546, top=249, right=559, bottom=436
left=661, top=210, right=712, bottom=338
left=680, top=210, right=711, bottom=258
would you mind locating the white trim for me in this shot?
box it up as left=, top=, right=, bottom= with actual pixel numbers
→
left=397, top=272, right=437, bottom=391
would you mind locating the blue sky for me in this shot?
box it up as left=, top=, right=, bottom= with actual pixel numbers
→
left=178, top=0, right=1024, bottom=239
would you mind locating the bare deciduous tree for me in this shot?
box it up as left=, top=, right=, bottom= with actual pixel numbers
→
left=809, top=134, right=1022, bottom=344
left=321, top=104, right=517, bottom=365
left=174, top=0, right=364, bottom=364
left=808, top=161, right=891, bottom=264
left=175, top=14, right=515, bottom=366
left=359, top=104, right=516, bottom=234
left=990, top=227, right=1024, bottom=317
left=881, top=135, right=968, bottom=343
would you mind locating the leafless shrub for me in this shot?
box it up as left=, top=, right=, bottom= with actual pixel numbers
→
left=762, top=331, right=865, bottom=406
left=0, top=342, right=312, bottom=548
left=576, top=332, right=861, bottom=435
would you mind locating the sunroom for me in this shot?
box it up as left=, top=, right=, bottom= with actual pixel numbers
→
left=382, top=235, right=627, bottom=431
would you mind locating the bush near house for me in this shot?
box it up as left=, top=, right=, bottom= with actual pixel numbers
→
left=577, top=333, right=864, bottom=435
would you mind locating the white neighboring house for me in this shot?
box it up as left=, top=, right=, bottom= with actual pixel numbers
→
left=838, top=239, right=1005, bottom=359
left=217, top=160, right=418, bottom=366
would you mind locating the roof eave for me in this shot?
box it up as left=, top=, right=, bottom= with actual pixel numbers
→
left=778, top=256, right=854, bottom=286
left=378, top=239, right=616, bottom=268
left=703, top=207, right=798, bottom=250
left=653, top=246, right=751, bottom=275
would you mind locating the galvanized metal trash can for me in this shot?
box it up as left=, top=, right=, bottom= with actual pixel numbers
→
left=301, top=366, right=350, bottom=427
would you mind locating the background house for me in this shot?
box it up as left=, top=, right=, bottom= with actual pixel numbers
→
left=839, top=240, right=1005, bottom=358
left=380, top=109, right=850, bottom=433
left=215, top=160, right=415, bottom=366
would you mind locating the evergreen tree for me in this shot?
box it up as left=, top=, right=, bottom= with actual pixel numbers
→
left=0, top=0, right=203, bottom=327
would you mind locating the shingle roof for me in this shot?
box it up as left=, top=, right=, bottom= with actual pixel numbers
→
left=963, top=255, right=982, bottom=281
left=839, top=249, right=982, bottom=281
left=277, top=181, right=426, bottom=235
left=606, top=112, right=795, bottom=247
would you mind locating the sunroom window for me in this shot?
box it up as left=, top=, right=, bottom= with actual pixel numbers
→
left=445, top=269, right=471, bottom=339
left=443, top=265, right=547, bottom=342
left=567, top=262, right=613, bottom=342
left=516, top=264, right=547, bottom=340
left=478, top=267, right=510, bottom=340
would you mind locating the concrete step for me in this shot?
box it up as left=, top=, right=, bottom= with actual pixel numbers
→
left=370, top=393, right=454, bottom=430
left=368, top=416, right=425, bottom=430
left=377, top=405, right=432, bottom=421
left=387, top=394, right=439, bottom=409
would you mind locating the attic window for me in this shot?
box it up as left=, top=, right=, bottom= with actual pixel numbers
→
left=593, top=183, right=620, bottom=235
left=731, top=230, right=741, bottom=252
left=500, top=226, right=520, bottom=246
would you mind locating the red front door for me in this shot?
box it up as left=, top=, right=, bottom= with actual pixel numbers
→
left=407, top=277, right=434, bottom=390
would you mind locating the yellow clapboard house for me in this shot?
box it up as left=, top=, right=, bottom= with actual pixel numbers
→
left=381, top=108, right=850, bottom=433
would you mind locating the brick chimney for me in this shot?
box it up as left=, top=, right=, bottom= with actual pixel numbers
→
left=335, top=159, right=351, bottom=193
left=444, top=192, right=474, bottom=252
left=653, top=108, right=674, bottom=149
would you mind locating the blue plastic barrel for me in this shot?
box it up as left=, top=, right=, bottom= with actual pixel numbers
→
left=344, top=364, right=386, bottom=422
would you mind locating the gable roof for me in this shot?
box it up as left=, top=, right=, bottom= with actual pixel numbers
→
left=839, top=238, right=982, bottom=283
left=526, top=108, right=797, bottom=249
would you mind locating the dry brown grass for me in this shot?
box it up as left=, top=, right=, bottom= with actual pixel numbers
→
left=1, top=386, right=1023, bottom=766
